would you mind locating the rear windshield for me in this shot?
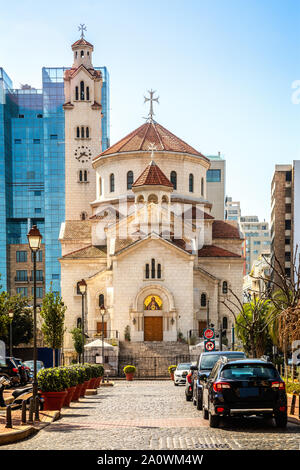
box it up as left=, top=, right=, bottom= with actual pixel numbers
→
left=177, top=363, right=191, bottom=370
left=200, top=353, right=245, bottom=370
left=221, top=363, right=279, bottom=380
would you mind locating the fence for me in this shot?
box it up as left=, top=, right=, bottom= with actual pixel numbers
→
left=277, top=364, right=300, bottom=382
left=118, top=354, right=199, bottom=378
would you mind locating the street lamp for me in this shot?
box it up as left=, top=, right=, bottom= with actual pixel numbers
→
left=8, top=311, right=13, bottom=357
left=27, top=224, right=42, bottom=402
left=78, top=279, right=87, bottom=364
left=100, top=304, right=106, bottom=366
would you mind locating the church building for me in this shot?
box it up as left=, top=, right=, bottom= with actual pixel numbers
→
left=59, top=34, right=244, bottom=363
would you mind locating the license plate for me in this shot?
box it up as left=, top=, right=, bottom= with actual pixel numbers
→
left=240, top=387, right=259, bottom=397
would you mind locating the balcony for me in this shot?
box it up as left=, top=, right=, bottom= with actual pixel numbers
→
left=30, top=276, right=44, bottom=283
left=15, top=277, right=28, bottom=283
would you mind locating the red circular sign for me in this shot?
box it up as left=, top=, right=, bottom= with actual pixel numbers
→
left=204, top=328, right=214, bottom=339
left=205, top=341, right=215, bottom=351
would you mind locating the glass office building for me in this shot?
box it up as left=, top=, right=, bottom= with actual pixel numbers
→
left=0, top=65, right=110, bottom=295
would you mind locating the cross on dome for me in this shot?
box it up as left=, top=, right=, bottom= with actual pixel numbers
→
left=144, top=90, right=159, bottom=122
left=78, top=24, right=87, bottom=39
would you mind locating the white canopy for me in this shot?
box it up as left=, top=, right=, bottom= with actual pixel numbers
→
left=84, top=339, right=115, bottom=349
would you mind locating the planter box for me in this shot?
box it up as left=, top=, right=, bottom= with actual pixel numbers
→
left=63, top=387, right=76, bottom=407
left=72, top=383, right=83, bottom=401
left=41, top=390, right=67, bottom=411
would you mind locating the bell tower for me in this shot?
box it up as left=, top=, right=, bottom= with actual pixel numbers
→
left=63, top=26, right=103, bottom=220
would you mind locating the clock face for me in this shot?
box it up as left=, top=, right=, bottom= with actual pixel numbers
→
left=74, top=145, right=92, bottom=162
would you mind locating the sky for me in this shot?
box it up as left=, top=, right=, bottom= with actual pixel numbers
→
left=1, top=0, right=299, bottom=222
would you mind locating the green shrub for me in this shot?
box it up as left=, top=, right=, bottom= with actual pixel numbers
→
left=168, top=365, right=177, bottom=374
left=65, top=366, right=78, bottom=387
left=285, top=381, right=300, bottom=394
left=37, top=367, right=66, bottom=392
left=123, top=365, right=136, bottom=374
left=91, top=364, right=104, bottom=378
left=71, top=365, right=85, bottom=384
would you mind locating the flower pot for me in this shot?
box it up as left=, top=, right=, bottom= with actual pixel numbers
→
left=80, top=380, right=89, bottom=397
left=89, top=378, right=97, bottom=389
left=72, top=383, right=83, bottom=401
left=87, top=379, right=93, bottom=389
left=63, top=387, right=76, bottom=407
left=41, top=390, right=67, bottom=411
left=125, top=372, right=134, bottom=381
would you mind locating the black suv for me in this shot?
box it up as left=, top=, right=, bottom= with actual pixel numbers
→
left=0, top=357, right=21, bottom=386
left=190, top=351, right=246, bottom=409
left=202, top=358, right=287, bottom=428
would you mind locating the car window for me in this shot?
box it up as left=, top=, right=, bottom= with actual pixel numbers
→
left=177, top=363, right=191, bottom=370
left=199, top=353, right=245, bottom=370
left=221, top=364, right=279, bottom=380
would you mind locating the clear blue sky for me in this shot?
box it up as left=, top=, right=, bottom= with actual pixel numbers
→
left=1, top=0, right=299, bottom=222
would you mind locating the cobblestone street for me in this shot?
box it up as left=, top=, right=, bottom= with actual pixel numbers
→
left=1, top=381, right=300, bottom=450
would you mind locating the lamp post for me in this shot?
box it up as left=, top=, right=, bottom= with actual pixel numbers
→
left=27, top=224, right=42, bottom=402
left=78, top=279, right=87, bottom=364
left=8, top=311, right=13, bottom=357
left=100, top=305, right=105, bottom=365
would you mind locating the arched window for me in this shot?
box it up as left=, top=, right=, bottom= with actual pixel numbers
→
left=81, top=126, right=84, bottom=138
left=75, top=86, right=79, bottom=100
left=222, top=281, right=228, bottom=294
left=201, top=177, right=204, bottom=196
left=151, top=258, right=155, bottom=279
left=99, top=177, right=102, bottom=196
left=137, top=195, right=144, bottom=204
left=110, top=173, right=115, bottom=192
left=77, top=317, right=81, bottom=328
left=86, top=127, right=89, bottom=138
left=80, top=50, right=84, bottom=57
left=189, top=174, right=194, bottom=192
left=222, top=316, right=228, bottom=330
left=76, top=127, right=80, bottom=138
left=200, top=293, right=207, bottom=307
left=75, top=51, right=78, bottom=58
left=84, top=170, right=88, bottom=182
left=80, top=81, right=85, bottom=100
left=99, top=294, right=105, bottom=307
left=145, top=264, right=150, bottom=279
left=162, top=195, right=168, bottom=204
left=148, top=194, right=158, bottom=203
left=79, top=170, right=83, bottom=182
left=157, top=264, right=161, bottom=279
left=86, top=86, right=90, bottom=101
left=170, top=171, right=177, bottom=190
left=127, top=171, right=133, bottom=189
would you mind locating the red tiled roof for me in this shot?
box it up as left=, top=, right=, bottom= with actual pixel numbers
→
left=132, top=160, right=173, bottom=188
left=198, top=245, right=241, bottom=258
left=64, top=65, right=101, bottom=81
left=182, top=206, right=214, bottom=221
left=72, top=38, right=93, bottom=48
left=94, top=121, right=208, bottom=160
left=212, top=220, right=242, bottom=239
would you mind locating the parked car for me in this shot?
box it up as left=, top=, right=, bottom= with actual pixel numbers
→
left=23, top=360, right=45, bottom=379
left=202, top=357, right=287, bottom=428
left=174, top=363, right=192, bottom=385
left=0, top=357, right=21, bottom=386
left=191, top=351, right=246, bottom=410
left=13, top=358, right=30, bottom=385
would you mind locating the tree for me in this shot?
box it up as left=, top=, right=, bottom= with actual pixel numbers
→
left=70, top=327, right=83, bottom=362
left=40, top=289, right=66, bottom=366
left=0, top=291, right=33, bottom=347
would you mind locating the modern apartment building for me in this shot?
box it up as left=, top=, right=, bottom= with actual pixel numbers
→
left=225, top=196, right=241, bottom=221
left=0, top=38, right=110, bottom=299
left=206, top=153, right=225, bottom=219
left=240, top=216, right=271, bottom=274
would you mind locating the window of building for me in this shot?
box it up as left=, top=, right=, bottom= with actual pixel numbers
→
left=31, top=270, right=43, bottom=281
left=50, top=134, right=57, bottom=140
left=81, top=126, right=84, bottom=138
left=86, top=127, right=89, bottom=138
left=84, top=170, right=88, bottom=182
left=34, top=208, right=41, bottom=214
left=286, top=171, right=292, bottom=182
left=207, top=169, right=221, bottom=182
left=285, top=267, right=291, bottom=277
left=14, top=139, right=21, bottom=144
left=145, top=263, right=150, bottom=279
left=33, top=139, right=40, bottom=144
left=285, top=238, right=291, bottom=245
left=145, top=259, right=162, bottom=279
left=32, top=287, right=43, bottom=298
left=80, top=212, right=88, bottom=220
left=285, top=220, right=291, bottom=230
left=16, top=251, right=27, bottom=263
left=157, top=264, right=162, bottom=279
left=222, top=316, right=228, bottom=330
left=170, top=171, right=177, bottom=190
left=77, top=317, right=81, bottom=328
left=99, top=177, right=102, bottom=196
left=86, top=86, right=90, bottom=101
left=148, top=194, right=158, bottom=203
left=200, top=293, right=207, bottom=307
left=52, top=274, right=59, bottom=280
left=98, top=294, right=105, bottom=307
left=16, top=270, right=28, bottom=281
left=286, top=204, right=291, bottom=213
left=222, top=281, right=228, bottom=294
left=151, top=258, right=155, bottom=278
left=37, top=114, right=43, bottom=119
left=31, top=251, right=42, bottom=262
left=253, top=241, right=261, bottom=245
left=80, top=81, right=85, bottom=100
left=75, top=86, right=79, bottom=100
left=189, top=174, right=194, bottom=192
left=110, top=173, right=115, bottom=192
left=18, top=114, right=24, bottom=118
left=34, top=191, right=41, bottom=196
left=17, top=287, right=28, bottom=297
left=79, top=170, right=83, bottom=182
left=80, top=50, right=84, bottom=58
left=127, top=171, right=133, bottom=189
left=201, top=177, right=204, bottom=196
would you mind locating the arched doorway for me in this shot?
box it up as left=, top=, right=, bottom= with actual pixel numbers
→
left=144, top=295, right=163, bottom=341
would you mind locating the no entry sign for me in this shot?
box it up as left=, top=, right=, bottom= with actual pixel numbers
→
left=203, top=328, right=214, bottom=340
left=204, top=340, right=215, bottom=351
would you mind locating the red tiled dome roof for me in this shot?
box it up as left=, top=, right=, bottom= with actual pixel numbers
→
left=94, top=121, right=208, bottom=160
left=132, top=160, right=173, bottom=188
left=72, top=38, right=94, bottom=48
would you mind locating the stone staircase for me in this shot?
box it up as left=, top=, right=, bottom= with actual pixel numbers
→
left=118, top=341, right=195, bottom=378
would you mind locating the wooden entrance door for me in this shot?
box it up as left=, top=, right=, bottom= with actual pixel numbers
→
left=144, top=316, right=163, bottom=341
left=97, top=321, right=107, bottom=338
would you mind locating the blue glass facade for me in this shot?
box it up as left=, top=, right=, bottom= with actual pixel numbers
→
left=0, top=65, right=110, bottom=293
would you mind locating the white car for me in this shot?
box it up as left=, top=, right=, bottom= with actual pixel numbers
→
left=174, top=363, right=192, bottom=385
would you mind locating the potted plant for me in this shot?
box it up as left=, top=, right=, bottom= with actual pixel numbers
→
left=123, top=365, right=136, bottom=381
left=37, top=368, right=67, bottom=411
left=71, top=365, right=85, bottom=401
left=62, top=367, right=77, bottom=407
left=80, top=364, right=93, bottom=396
left=168, top=365, right=177, bottom=381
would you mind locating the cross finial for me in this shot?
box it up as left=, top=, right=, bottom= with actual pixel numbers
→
left=148, top=143, right=157, bottom=164
left=144, top=89, right=159, bottom=121
left=78, top=24, right=87, bottom=39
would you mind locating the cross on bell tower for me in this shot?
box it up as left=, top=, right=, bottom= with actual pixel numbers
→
left=144, top=90, right=159, bottom=121
left=78, top=24, right=87, bottom=39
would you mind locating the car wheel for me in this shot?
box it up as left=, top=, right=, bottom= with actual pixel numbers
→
left=275, top=414, right=287, bottom=428
left=196, top=394, right=202, bottom=410
left=185, top=393, right=192, bottom=401
left=209, top=412, right=220, bottom=428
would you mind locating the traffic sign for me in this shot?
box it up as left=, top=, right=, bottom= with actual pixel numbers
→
left=204, top=340, right=215, bottom=351
left=203, top=328, right=215, bottom=340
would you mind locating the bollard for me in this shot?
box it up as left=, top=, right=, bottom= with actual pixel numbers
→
left=34, top=396, right=40, bottom=421
left=5, top=405, right=12, bottom=428
left=28, top=398, right=34, bottom=423
left=21, top=400, right=26, bottom=424
left=290, top=394, right=296, bottom=415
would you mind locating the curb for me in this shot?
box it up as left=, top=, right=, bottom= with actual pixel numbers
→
left=288, top=415, right=300, bottom=425
left=0, top=410, right=60, bottom=446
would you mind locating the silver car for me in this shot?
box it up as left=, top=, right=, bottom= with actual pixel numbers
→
left=174, top=363, right=192, bottom=385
